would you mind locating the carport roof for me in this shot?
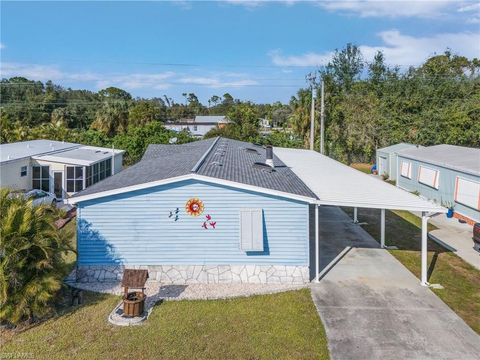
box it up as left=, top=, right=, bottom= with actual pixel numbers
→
left=274, top=147, right=446, bottom=213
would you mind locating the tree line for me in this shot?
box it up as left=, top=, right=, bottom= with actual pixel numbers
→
left=1, top=45, right=479, bottom=165
left=295, top=46, right=479, bottom=163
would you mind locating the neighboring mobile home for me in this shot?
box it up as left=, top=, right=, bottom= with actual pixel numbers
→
left=68, top=137, right=445, bottom=285
left=164, top=115, right=229, bottom=137
left=0, top=140, right=124, bottom=200
left=397, top=144, right=480, bottom=223
left=376, top=143, right=418, bottom=181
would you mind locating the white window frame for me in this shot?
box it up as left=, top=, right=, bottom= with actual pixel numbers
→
left=418, top=165, right=439, bottom=189
left=400, top=160, right=412, bottom=179
left=32, top=165, right=50, bottom=192
left=66, top=166, right=84, bottom=193
left=20, top=165, right=27, bottom=177
left=454, top=176, right=480, bottom=210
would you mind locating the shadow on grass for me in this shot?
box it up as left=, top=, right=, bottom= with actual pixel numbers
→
left=8, top=289, right=113, bottom=336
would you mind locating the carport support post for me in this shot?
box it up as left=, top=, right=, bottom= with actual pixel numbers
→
left=421, top=212, right=429, bottom=286
left=353, top=207, right=358, bottom=223
left=315, top=204, right=319, bottom=283
left=380, top=209, right=385, bottom=248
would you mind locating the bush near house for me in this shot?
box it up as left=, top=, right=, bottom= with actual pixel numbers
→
left=0, top=189, right=75, bottom=325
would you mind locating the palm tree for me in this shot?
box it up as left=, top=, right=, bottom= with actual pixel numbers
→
left=289, top=88, right=314, bottom=148
left=90, top=100, right=129, bottom=136
left=0, top=189, right=74, bottom=324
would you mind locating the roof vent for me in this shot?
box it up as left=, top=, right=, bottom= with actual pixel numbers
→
left=245, top=147, right=260, bottom=155
left=265, top=145, right=274, bottom=168
left=211, top=161, right=223, bottom=167
left=253, top=162, right=275, bottom=173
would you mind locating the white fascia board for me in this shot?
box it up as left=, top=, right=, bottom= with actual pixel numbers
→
left=66, top=174, right=317, bottom=205
left=32, top=156, right=92, bottom=166
left=65, top=174, right=194, bottom=204
left=315, top=199, right=447, bottom=213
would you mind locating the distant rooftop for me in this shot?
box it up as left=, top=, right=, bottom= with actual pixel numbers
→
left=377, top=143, right=419, bottom=154
left=0, top=140, right=79, bottom=164
left=33, top=146, right=125, bottom=166
left=399, top=144, right=480, bottom=176
left=194, top=115, right=228, bottom=124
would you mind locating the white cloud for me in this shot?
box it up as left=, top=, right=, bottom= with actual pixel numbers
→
left=269, top=30, right=480, bottom=68
left=0, top=63, right=176, bottom=90
left=269, top=49, right=333, bottom=66
left=318, top=0, right=456, bottom=18
left=458, top=2, right=480, bottom=23
left=360, top=30, right=480, bottom=66
left=0, top=43, right=5, bottom=50
left=178, top=76, right=258, bottom=88
left=0, top=63, right=258, bottom=90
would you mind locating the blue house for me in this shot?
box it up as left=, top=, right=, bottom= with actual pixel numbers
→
left=397, top=145, right=480, bottom=223
left=68, top=137, right=319, bottom=284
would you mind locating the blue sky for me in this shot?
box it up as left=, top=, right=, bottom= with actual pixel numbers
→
left=1, top=1, right=479, bottom=103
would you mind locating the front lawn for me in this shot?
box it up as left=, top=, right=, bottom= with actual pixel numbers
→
left=1, top=289, right=329, bottom=360
left=344, top=207, right=480, bottom=334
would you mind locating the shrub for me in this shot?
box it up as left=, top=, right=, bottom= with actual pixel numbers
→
left=0, top=189, right=75, bottom=325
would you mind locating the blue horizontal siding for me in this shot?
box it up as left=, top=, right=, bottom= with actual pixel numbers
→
left=77, top=179, right=310, bottom=266
left=397, top=156, right=480, bottom=221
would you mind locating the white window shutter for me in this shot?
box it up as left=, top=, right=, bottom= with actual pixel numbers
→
left=240, top=209, right=264, bottom=251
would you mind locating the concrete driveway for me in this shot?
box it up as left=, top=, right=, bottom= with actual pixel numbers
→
left=311, top=206, right=480, bottom=360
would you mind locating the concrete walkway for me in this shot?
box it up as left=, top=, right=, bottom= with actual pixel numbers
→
left=311, top=206, right=480, bottom=360
left=426, top=213, right=480, bottom=270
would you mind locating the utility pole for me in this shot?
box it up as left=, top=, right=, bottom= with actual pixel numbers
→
left=306, top=72, right=317, bottom=151
left=320, top=78, right=325, bottom=154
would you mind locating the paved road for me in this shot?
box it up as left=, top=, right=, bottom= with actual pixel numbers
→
left=311, top=206, right=480, bottom=360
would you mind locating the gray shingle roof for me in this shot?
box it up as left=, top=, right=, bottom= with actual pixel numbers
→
left=72, top=137, right=316, bottom=200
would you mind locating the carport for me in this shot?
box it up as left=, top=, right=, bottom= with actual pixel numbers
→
left=274, top=147, right=446, bottom=286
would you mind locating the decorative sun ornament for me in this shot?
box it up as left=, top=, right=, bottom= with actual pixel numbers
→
left=185, top=198, right=204, bottom=216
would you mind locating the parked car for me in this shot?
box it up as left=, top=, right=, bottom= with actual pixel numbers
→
left=473, top=223, right=480, bottom=253
left=25, top=189, right=57, bottom=206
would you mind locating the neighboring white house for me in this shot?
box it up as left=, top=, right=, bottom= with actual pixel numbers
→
left=376, top=143, right=419, bottom=181
left=0, top=140, right=124, bottom=200
left=164, top=115, right=229, bottom=137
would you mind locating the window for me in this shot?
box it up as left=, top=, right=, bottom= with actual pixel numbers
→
left=66, top=166, right=84, bottom=193
left=32, top=166, right=50, bottom=192
left=418, top=166, right=439, bottom=189
left=239, top=208, right=264, bottom=252
left=85, top=159, right=113, bottom=188
left=20, top=166, right=27, bottom=177
left=455, top=177, right=480, bottom=210
left=400, top=161, right=412, bottom=179
left=193, top=125, right=198, bottom=131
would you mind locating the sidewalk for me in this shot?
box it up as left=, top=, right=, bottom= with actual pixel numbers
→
left=416, top=212, right=480, bottom=270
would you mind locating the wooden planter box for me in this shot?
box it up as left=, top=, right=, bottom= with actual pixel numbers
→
left=123, top=291, right=145, bottom=317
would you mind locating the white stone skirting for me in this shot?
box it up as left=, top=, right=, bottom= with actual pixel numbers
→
left=75, top=264, right=310, bottom=284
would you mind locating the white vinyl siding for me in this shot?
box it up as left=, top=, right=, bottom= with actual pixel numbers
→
left=400, top=160, right=412, bottom=179
left=455, top=177, right=480, bottom=210
left=239, top=208, right=264, bottom=252
left=418, top=166, right=439, bottom=189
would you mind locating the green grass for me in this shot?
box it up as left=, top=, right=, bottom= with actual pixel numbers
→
left=1, top=289, right=329, bottom=360
left=344, top=207, right=480, bottom=334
